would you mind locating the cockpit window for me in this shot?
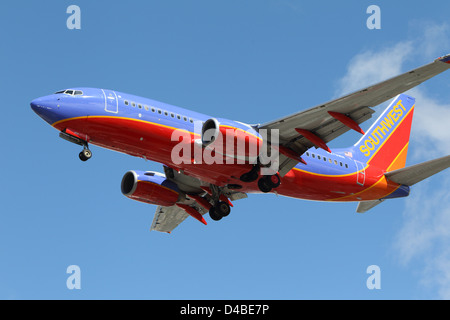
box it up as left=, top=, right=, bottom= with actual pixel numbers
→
left=54, top=89, right=83, bottom=96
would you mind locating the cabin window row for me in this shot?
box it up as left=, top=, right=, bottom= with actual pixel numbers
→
left=123, top=100, right=194, bottom=123
left=305, top=151, right=349, bottom=168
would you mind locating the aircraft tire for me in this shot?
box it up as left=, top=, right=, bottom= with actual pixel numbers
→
left=257, top=177, right=272, bottom=193
left=79, top=152, right=88, bottom=161
left=269, top=174, right=281, bottom=188
left=79, top=149, right=92, bottom=161
left=209, top=207, right=222, bottom=221
left=216, top=201, right=231, bottom=217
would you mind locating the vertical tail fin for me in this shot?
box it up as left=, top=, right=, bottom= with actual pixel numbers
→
left=352, top=94, right=415, bottom=171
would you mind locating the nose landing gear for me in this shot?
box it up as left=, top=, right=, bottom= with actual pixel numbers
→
left=59, top=130, right=92, bottom=162
left=79, top=147, right=92, bottom=161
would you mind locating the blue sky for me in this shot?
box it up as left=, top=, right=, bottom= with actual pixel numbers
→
left=1, top=0, right=450, bottom=299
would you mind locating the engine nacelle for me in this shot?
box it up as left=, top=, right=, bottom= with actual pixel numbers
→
left=201, top=118, right=220, bottom=147
left=200, top=118, right=263, bottom=163
left=121, top=170, right=180, bottom=206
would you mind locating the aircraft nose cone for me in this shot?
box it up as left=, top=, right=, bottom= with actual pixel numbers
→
left=30, top=96, right=59, bottom=124
left=30, top=98, right=41, bottom=113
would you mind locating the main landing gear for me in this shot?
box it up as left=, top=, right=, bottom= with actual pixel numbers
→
left=257, top=173, right=281, bottom=193
left=239, top=164, right=281, bottom=193
left=209, top=201, right=231, bottom=221
left=206, top=184, right=232, bottom=222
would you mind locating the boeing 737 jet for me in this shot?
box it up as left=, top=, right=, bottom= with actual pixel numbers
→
left=31, top=54, right=450, bottom=233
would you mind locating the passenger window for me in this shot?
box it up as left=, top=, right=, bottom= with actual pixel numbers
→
left=158, top=109, right=162, bottom=114
left=144, top=105, right=149, bottom=111
left=164, top=111, right=168, bottom=116
left=334, top=160, right=338, bottom=165
left=189, top=118, right=193, bottom=123
left=306, top=152, right=309, bottom=157
left=329, top=158, right=332, bottom=163
left=177, top=115, right=181, bottom=120
left=151, top=107, right=155, bottom=112
left=323, top=157, right=327, bottom=161
left=340, top=162, right=343, bottom=166
left=138, top=104, right=142, bottom=109
left=124, top=100, right=129, bottom=106
left=131, top=102, right=136, bottom=107
left=183, top=116, right=187, bottom=121
left=345, top=164, right=348, bottom=168
left=318, top=155, right=321, bottom=160
left=312, top=154, right=315, bottom=158
left=171, top=113, right=175, bottom=118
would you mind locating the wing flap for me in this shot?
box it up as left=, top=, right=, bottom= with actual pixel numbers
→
left=150, top=205, right=190, bottom=233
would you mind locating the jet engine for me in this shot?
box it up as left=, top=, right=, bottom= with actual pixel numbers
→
left=201, top=118, right=220, bottom=147
left=200, top=118, right=263, bottom=163
left=121, top=170, right=180, bottom=206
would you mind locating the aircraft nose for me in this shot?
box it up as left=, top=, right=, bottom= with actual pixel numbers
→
left=30, top=97, right=48, bottom=116
left=30, top=98, right=41, bottom=113
left=30, top=96, right=59, bottom=124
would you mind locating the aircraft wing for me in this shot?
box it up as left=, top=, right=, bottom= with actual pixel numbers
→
left=258, top=54, right=450, bottom=176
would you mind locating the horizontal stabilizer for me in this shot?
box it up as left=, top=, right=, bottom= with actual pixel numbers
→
left=384, top=155, right=450, bottom=186
left=356, top=199, right=385, bottom=213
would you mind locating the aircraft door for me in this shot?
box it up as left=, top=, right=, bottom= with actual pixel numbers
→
left=355, top=160, right=366, bottom=186
left=102, top=89, right=118, bottom=113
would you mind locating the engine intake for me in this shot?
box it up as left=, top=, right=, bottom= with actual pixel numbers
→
left=201, top=118, right=220, bottom=147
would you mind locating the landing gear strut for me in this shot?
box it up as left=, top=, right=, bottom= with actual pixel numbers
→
left=59, top=130, right=92, bottom=162
left=206, top=184, right=232, bottom=222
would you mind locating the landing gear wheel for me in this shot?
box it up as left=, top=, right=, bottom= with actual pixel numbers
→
left=269, top=173, right=281, bottom=188
left=257, top=177, right=273, bottom=193
left=209, top=201, right=231, bottom=221
left=79, top=148, right=92, bottom=162
left=216, top=201, right=231, bottom=217
left=209, top=207, right=222, bottom=221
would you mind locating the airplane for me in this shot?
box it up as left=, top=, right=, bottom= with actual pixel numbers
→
left=31, top=54, right=450, bottom=233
